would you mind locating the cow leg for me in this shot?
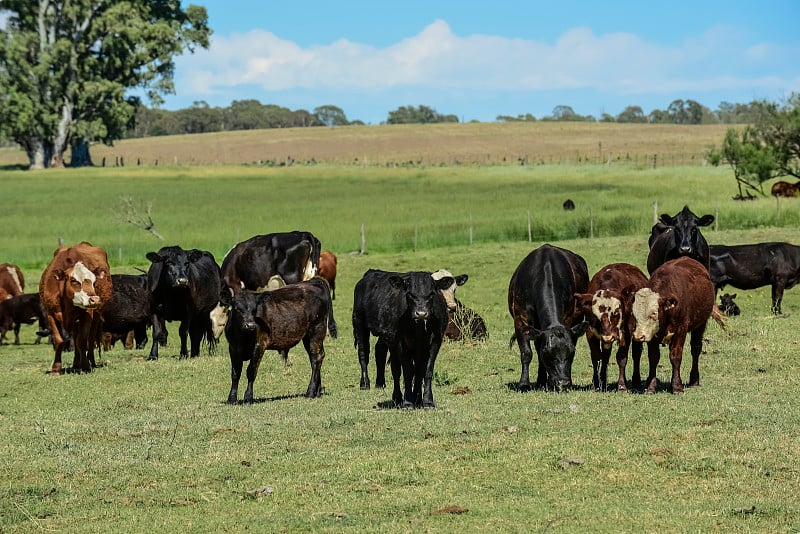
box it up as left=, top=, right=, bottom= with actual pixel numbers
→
left=645, top=340, right=661, bottom=394
left=148, top=315, right=165, bottom=360
left=668, top=333, right=687, bottom=393
left=614, top=343, right=630, bottom=392
left=178, top=320, right=190, bottom=358
left=587, top=336, right=604, bottom=391
left=390, top=349, right=403, bottom=407
left=412, top=354, right=426, bottom=408
left=771, top=281, right=786, bottom=315
left=302, top=334, right=326, bottom=398
left=422, top=341, right=441, bottom=409
left=401, top=355, right=416, bottom=408
left=47, top=315, right=65, bottom=374
left=243, top=351, right=264, bottom=404
left=188, top=319, right=205, bottom=358
left=13, top=324, right=21, bottom=345
left=630, top=340, right=643, bottom=390
left=374, top=338, right=389, bottom=389
left=134, top=324, right=148, bottom=349
left=688, top=325, right=706, bottom=388
left=353, top=322, right=371, bottom=390
left=515, top=329, right=534, bottom=390
left=228, top=352, right=244, bottom=404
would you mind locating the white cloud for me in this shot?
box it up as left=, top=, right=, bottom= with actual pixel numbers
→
left=175, top=20, right=799, bottom=99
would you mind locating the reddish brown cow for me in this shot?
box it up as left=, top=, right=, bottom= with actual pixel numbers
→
left=771, top=180, right=800, bottom=198
left=575, top=263, right=648, bottom=392
left=631, top=257, right=716, bottom=394
left=39, top=242, right=112, bottom=374
left=318, top=251, right=338, bottom=299
left=0, top=263, right=25, bottom=301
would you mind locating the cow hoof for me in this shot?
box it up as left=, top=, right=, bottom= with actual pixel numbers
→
left=147, top=356, right=158, bottom=361
left=401, top=401, right=414, bottom=409
left=423, top=403, right=435, bottom=409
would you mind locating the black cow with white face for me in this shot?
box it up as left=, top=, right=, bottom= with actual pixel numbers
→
left=646, top=205, right=714, bottom=274
left=353, top=269, right=450, bottom=408
left=146, top=246, right=221, bottom=360
left=508, top=244, right=589, bottom=392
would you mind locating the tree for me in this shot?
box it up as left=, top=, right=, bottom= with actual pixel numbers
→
left=386, top=105, right=456, bottom=124
left=314, top=105, right=348, bottom=126
left=708, top=126, right=778, bottom=199
left=616, top=106, right=647, bottom=123
left=0, top=1, right=210, bottom=169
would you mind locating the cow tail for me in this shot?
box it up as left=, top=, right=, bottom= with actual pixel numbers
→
left=508, top=333, right=517, bottom=350
left=202, top=313, right=218, bottom=355
left=711, top=303, right=728, bottom=333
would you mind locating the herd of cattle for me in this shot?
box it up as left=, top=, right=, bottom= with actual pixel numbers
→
left=1, top=205, right=799, bottom=405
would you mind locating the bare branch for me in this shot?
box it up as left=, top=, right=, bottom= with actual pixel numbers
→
left=114, top=196, right=164, bottom=239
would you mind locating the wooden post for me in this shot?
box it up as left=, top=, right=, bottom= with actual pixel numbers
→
left=589, top=208, right=594, bottom=240
left=715, top=207, right=719, bottom=232
left=360, top=223, right=366, bottom=255
left=527, top=210, right=532, bottom=242
left=653, top=200, right=658, bottom=225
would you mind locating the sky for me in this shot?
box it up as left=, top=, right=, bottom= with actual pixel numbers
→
left=160, top=1, right=799, bottom=123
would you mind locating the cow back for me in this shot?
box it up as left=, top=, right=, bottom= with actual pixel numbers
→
left=709, top=242, right=800, bottom=291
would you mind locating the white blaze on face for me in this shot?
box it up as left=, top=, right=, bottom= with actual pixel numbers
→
left=209, top=303, right=228, bottom=341
left=6, top=266, right=22, bottom=294
left=632, top=288, right=661, bottom=342
left=592, top=292, right=621, bottom=336
left=70, top=261, right=98, bottom=308
left=431, top=269, right=458, bottom=310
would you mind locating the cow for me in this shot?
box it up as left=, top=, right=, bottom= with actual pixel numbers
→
left=146, top=246, right=221, bottom=360
left=770, top=180, right=800, bottom=198
left=39, top=242, right=112, bottom=374
left=430, top=269, right=469, bottom=311
left=719, top=293, right=741, bottom=316
left=0, top=263, right=25, bottom=301
left=508, top=244, right=589, bottom=392
left=353, top=269, right=451, bottom=408
left=574, top=263, right=648, bottom=392
left=632, top=256, right=717, bottom=394
left=0, top=293, right=50, bottom=345
left=221, top=231, right=321, bottom=293
left=318, top=251, right=338, bottom=300
left=709, top=242, right=800, bottom=315
left=221, top=276, right=332, bottom=403
left=646, top=205, right=714, bottom=274
left=444, top=299, right=488, bottom=341
left=562, top=199, right=576, bottom=211
left=101, top=274, right=151, bottom=351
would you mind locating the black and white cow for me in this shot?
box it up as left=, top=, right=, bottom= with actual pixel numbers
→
left=508, top=244, right=589, bottom=391
left=646, top=205, right=714, bottom=274
left=352, top=269, right=451, bottom=408
left=146, top=246, right=221, bottom=360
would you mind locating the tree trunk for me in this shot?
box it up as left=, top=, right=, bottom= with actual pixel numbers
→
left=23, top=137, right=52, bottom=170
left=70, top=138, right=94, bottom=167
left=49, top=99, right=73, bottom=169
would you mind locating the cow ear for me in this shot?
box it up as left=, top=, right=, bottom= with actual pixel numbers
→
left=455, top=274, right=468, bottom=286
left=697, top=214, right=714, bottom=227
left=146, top=252, right=161, bottom=263
left=659, top=214, right=674, bottom=225
left=570, top=321, right=589, bottom=340
left=219, top=286, right=234, bottom=307
left=388, top=276, right=407, bottom=290
left=434, top=276, right=455, bottom=291
left=187, top=250, right=203, bottom=263
left=731, top=294, right=737, bottom=298
left=574, top=293, right=593, bottom=313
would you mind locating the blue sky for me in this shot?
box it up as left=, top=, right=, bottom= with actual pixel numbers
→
left=161, top=0, right=800, bottom=124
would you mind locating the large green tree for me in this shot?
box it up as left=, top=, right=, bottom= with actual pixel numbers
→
left=0, top=1, right=210, bottom=169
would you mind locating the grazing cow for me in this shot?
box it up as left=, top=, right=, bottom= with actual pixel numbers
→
left=353, top=270, right=451, bottom=408
left=101, top=274, right=151, bottom=351
left=0, top=263, right=25, bottom=301
left=632, top=257, right=716, bottom=394
left=719, top=293, right=741, bottom=316
left=221, top=276, right=332, bottom=403
left=508, top=244, right=589, bottom=391
left=770, top=180, right=800, bottom=198
left=562, top=199, right=576, bottom=211
left=0, top=294, right=50, bottom=345
left=709, top=242, right=800, bottom=315
left=221, top=231, right=321, bottom=293
left=39, top=242, right=112, bottom=373
left=574, top=263, right=648, bottom=392
left=444, top=299, right=488, bottom=341
left=646, top=205, right=714, bottom=274
left=146, top=246, right=221, bottom=360
left=318, top=251, right=338, bottom=299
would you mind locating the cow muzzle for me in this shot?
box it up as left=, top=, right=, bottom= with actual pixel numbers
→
left=412, top=310, right=430, bottom=321
left=241, top=321, right=257, bottom=332
left=175, top=277, right=190, bottom=288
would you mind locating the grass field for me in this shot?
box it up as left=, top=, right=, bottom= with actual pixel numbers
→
left=1, top=123, right=799, bottom=532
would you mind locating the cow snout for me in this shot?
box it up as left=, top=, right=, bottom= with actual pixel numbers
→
left=678, top=246, right=693, bottom=254
left=241, top=321, right=256, bottom=332
left=175, top=277, right=190, bottom=287
left=553, top=379, right=571, bottom=393
left=412, top=310, right=430, bottom=321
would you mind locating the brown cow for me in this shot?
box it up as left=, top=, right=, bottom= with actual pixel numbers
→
left=575, top=263, right=648, bottom=392
left=444, top=299, right=488, bottom=341
left=318, top=251, right=338, bottom=299
left=770, top=180, right=800, bottom=198
left=631, top=257, right=716, bottom=394
left=39, top=242, right=112, bottom=374
left=0, top=263, right=25, bottom=301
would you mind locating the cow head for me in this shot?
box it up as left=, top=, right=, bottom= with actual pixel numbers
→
left=659, top=205, right=714, bottom=259
left=575, top=289, right=626, bottom=348
left=530, top=322, right=587, bottom=391
left=389, top=273, right=449, bottom=323
left=632, top=288, right=676, bottom=342
left=54, top=261, right=104, bottom=309
left=146, top=247, right=203, bottom=291
left=719, top=293, right=740, bottom=317
left=226, top=290, right=260, bottom=334
left=431, top=269, right=468, bottom=311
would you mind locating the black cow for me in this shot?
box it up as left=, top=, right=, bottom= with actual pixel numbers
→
left=146, top=246, right=221, bottom=360
left=709, top=242, right=800, bottom=315
left=353, top=269, right=451, bottom=408
left=719, top=293, right=741, bottom=316
left=0, top=293, right=50, bottom=345
left=101, top=274, right=151, bottom=350
left=221, top=276, right=332, bottom=403
left=508, top=244, right=589, bottom=391
left=646, top=205, right=714, bottom=274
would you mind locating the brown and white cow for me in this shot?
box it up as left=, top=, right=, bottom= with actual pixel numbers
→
left=770, top=180, right=800, bottom=198
left=318, top=251, right=338, bottom=299
left=575, top=263, right=648, bottom=392
left=431, top=269, right=469, bottom=311
left=631, top=257, right=716, bottom=394
left=0, top=263, right=25, bottom=301
left=39, top=242, right=112, bottom=374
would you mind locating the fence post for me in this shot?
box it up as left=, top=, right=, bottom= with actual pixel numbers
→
left=653, top=200, right=658, bottom=225
left=360, top=223, right=366, bottom=255
left=715, top=207, right=719, bottom=232
left=589, top=208, right=594, bottom=240
left=527, top=210, right=532, bottom=243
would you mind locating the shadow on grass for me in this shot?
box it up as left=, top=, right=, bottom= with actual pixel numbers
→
left=223, top=392, right=307, bottom=405
left=0, top=164, right=28, bottom=171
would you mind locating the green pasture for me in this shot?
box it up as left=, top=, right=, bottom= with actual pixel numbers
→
left=1, top=164, right=800, bottom=532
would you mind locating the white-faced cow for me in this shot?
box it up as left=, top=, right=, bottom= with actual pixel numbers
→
left=632, top=257, right=717, bottom=394
left=221, top=276, right=333, bottom=403
left=508, top=244, right=589, bottom=392
left=709, top=242, right=800, bottom=315
left=146, top=246, right=221, bottom=360
left=39, top=242, right=112, bottom=373
left=575, top=263, right=648, bottom=392
left=353, top=269, right=450, bottom=408
left=0, top=263, right=25, bottom=301
left=646, top=205, right=714, bottom=274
